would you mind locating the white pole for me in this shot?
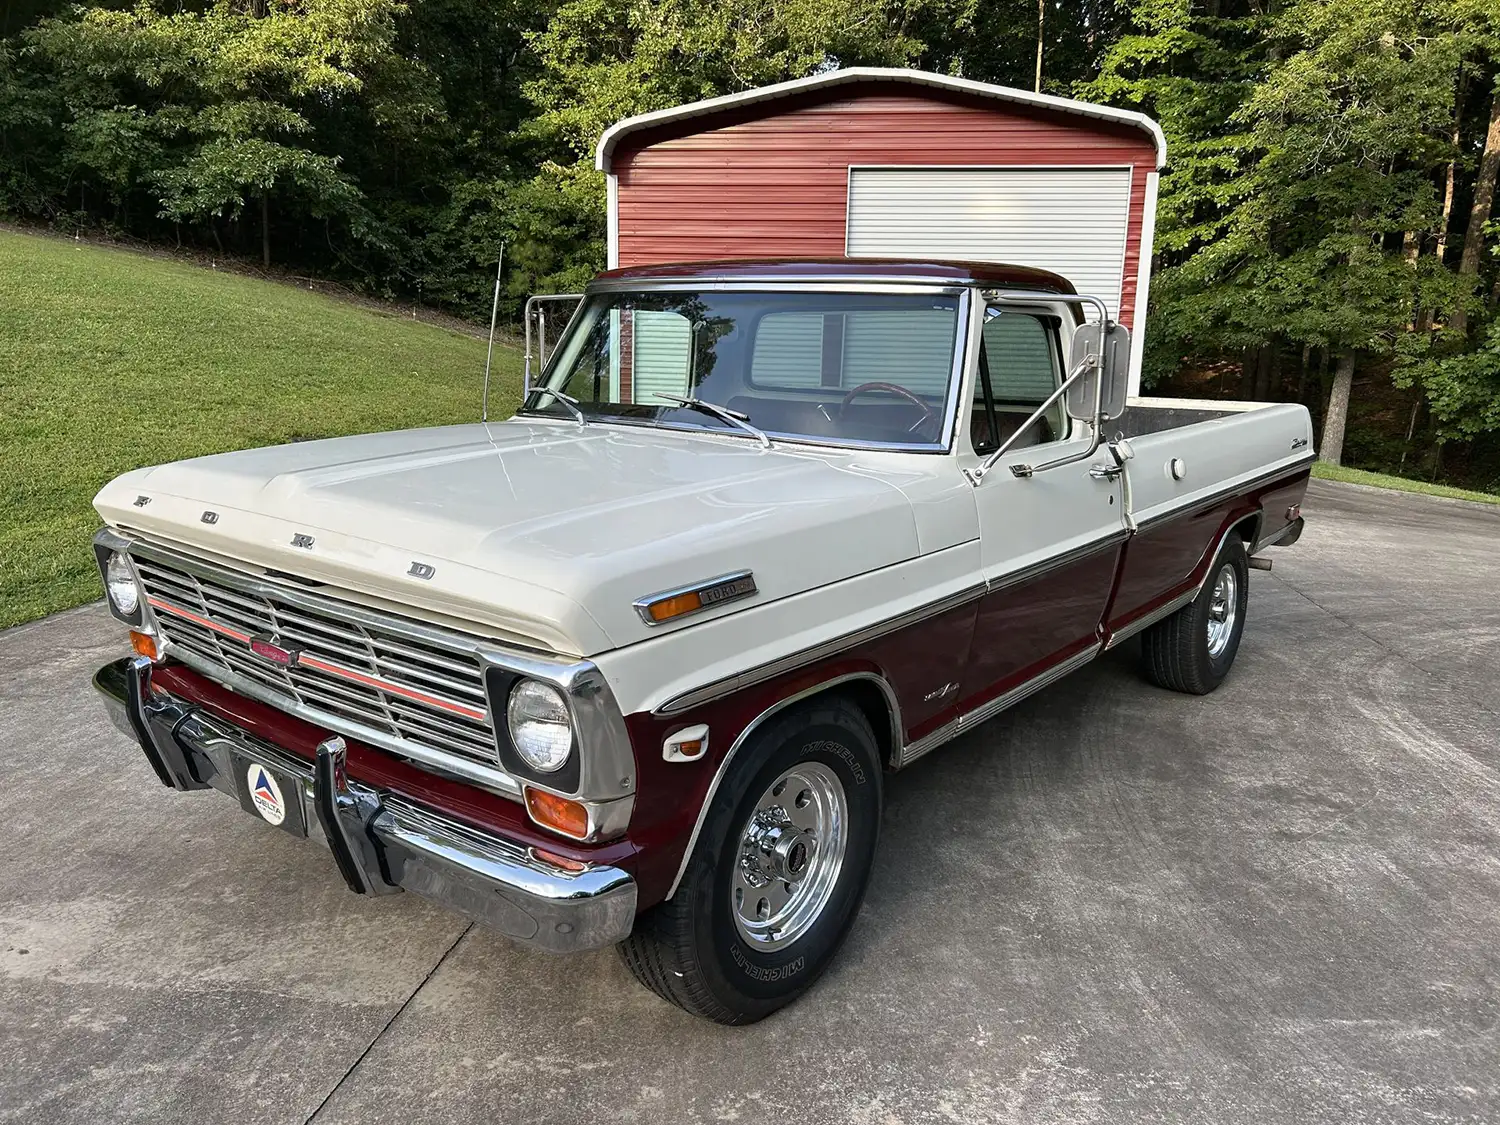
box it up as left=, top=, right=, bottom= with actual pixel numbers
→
left=482, top=244, right=505, bottom=421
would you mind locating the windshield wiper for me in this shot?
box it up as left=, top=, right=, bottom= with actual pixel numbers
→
left=652, top=393, right=771, bottom=448
left=528, top=387, right=587, bottom=427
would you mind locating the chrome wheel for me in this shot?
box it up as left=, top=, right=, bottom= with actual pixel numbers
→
left=1206, top=563, right=1238, bottom=659
left=731, top=761, right=849, bottom=951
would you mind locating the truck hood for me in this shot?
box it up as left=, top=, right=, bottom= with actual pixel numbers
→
left=95, top=421, right=920, bottom=655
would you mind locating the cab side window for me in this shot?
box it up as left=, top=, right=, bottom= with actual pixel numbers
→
left=970, top=309, right=1066, bottom=455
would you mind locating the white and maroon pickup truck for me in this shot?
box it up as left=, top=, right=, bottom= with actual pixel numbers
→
left=91, top=259, right=1311, bottom=1023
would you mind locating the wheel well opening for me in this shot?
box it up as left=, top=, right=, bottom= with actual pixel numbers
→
left=834, top=678, right=898, bottom=769
left=1232, top=511, right=1261, bottom=547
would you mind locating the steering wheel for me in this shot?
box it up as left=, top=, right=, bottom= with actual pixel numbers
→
left=839, top=381, right=939, bottom=436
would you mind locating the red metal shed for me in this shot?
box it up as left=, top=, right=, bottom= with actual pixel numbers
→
left=595, top=67, right=1165, bottom=395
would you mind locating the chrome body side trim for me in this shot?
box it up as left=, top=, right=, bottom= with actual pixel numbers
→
left=1132, top=455, right=1315, bottom=534
left=989, top=529, right=1131, bottom=594
left=656, top=581, right=986, bottom=715
left=94, top=658, right=637, bottom=953
left=655, top=529, right=1128, bottom=717
left=664, top=671, right=901, bottom=900
left=899, top=644, right=1101, bottom=766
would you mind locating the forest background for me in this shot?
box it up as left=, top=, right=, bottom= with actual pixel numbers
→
left=4, top=0, right=1499, bottom=487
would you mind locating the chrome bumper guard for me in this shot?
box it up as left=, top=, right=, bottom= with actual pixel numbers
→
left=93, top=657, right=637, bottom=953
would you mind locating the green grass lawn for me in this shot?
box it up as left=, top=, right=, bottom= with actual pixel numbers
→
left=0, top=230, right=522, bottom=629
left=1311, top=462, right=1500, bottom=506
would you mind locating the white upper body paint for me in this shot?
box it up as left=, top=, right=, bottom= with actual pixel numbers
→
left=94, top=418, right=960, bottom=658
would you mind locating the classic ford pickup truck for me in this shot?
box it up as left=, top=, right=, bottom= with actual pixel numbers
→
left=91, top=259, right=1312, bottom=1023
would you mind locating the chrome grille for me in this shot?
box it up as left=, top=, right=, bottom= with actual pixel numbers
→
left=134, top=555, right=499, bottom=770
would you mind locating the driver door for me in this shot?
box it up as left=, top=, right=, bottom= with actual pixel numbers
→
left=954, top=301, right=1128, bottom=715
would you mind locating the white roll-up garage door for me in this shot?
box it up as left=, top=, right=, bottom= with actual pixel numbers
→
left=846, top=167, right=1133, bottom=320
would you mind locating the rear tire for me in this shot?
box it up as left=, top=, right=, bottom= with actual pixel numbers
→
left=1141, top=534, right=1250, bottom=695
left=618, top=696, right=882, bottom=1024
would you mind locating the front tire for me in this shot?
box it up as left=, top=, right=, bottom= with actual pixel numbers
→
left=618, top=696, right=882, bottom=1024
left=1141, top=534, right=1250, bottom=695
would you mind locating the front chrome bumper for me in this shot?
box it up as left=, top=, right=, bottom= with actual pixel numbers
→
left=93, top=657, right=637, bottom=953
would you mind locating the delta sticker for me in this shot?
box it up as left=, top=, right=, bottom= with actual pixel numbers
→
left=247, top=764, right=286, bottom=826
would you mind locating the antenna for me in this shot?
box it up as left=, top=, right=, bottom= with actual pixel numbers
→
left=482, top=243, right=505, bottom=422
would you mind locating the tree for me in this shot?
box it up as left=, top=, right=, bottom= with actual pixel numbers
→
left=1091, top=0, right=1476, bottom=466
left=22, top=1, right=433, bottom=265
left=1452, top=89, right=1500, bottom=333
left=1081, top=0, right=1271, bottom=384
left=525, top=0, right=925, bottom=161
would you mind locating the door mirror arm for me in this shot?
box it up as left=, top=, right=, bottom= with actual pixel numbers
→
left=969, top=289, right=1128, bottom=484
left=968, top=355, right=1099, bottom=483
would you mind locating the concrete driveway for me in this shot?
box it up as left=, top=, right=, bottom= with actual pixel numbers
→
left=3, top=479, right=1498, bottom=1124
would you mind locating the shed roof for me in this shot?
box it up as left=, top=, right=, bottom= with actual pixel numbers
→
left=595, top=67, right=1168, bottom=174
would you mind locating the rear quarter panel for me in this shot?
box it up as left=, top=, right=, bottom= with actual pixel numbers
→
left=1108, top=403, right=1314, bottom=631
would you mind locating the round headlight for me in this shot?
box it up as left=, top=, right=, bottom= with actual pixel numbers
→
left=105, top=552, right=140, bottom=616
left=506, top=680, right=573, bottom=773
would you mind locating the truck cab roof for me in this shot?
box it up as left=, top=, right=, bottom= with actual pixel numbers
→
left=594, top=257, right=1077, bottom=293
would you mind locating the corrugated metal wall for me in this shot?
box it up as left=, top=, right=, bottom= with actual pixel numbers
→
left=847, top=168, right=1132, bottom=321
left=749, top=309, right=956, bottom=396
left=611, top=86, right=1157, bottom=330
left=984, top=312, right=1058, bottom=403
left=630, top=310, right=691, bottom=403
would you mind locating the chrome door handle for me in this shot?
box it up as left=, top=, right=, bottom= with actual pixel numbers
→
left=1089, top=463, right=1123, bottom=481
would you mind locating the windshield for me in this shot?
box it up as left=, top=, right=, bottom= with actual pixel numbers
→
left=519, top=289, right=964, bottom=449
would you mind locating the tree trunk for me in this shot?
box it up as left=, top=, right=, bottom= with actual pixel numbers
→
left=1453, top=91, right=1500, bottom=334
left=1435, top=76, right=1464, bottom=265
left=261, top=193, right=271, bottom=269
left=1402, top=228, right=1421, bottom=266
left=1399, top=395, right=1422, bottom=470
left=1034, top=0, right=1044, bottom=93
left=1319, top=351, right=1355, bottom=465
left=1251, top=345, right=1271, bottom=400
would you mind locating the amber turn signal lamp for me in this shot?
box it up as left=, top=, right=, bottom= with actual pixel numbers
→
left=530, top=846, right=589, bottom=873
left=130, top=630, right=160, bottom=661
left=645, top=591, right=703, bottom=623
left=524, top=786, right=590, bottom=840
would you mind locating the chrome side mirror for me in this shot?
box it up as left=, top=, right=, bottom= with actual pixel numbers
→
left=1099, top=323, right=1130, bottom=422
left=1065, top=323, right=1105, bottom=422
left=1065, top=321, right=1130, bottom=423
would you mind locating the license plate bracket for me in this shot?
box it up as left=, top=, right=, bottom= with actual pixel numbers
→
left=233, top=754, right=308, bottom=838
